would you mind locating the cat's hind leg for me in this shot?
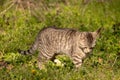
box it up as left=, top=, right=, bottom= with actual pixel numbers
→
left=37, top=51, right=56, bottom=70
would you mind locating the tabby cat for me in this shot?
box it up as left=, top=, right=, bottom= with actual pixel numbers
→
left=18, top=27, right=102, bottom=69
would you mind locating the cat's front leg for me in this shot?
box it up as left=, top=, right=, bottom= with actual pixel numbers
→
left=71, top=54, right=83, bottom=68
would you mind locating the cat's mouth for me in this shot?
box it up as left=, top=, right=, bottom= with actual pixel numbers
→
left=79, top=46, right=93, bottom=54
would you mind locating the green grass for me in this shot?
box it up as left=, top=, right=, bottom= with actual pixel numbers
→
left=0, top=0, right=120, bottom=80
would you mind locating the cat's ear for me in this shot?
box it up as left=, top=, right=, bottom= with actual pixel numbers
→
left=93, top=27, right=103, bottom=38
left=96, top=27, right=103, bottom=35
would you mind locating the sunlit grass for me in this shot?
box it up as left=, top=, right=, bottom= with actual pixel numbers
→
left=0, top=0, right=120, bottom=80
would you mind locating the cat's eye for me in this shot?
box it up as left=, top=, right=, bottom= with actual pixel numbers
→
left=84, top=47, right=87, bottom=49
left=90, top=47, right=94, bottom=49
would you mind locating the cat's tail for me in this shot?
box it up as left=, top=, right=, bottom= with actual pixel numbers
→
left=18, top=41, right=38, bottom=55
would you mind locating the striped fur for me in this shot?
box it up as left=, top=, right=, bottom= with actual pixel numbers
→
left=18, top=27, right=102, bottom=69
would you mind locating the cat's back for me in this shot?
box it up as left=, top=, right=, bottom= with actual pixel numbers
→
left=38, top=27, right=78, bottom=44
left=40, top=27, right=71, bottom=33
left=39, top=27, right=78, bottom=36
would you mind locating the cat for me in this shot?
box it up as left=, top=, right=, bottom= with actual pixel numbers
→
left=18, top=27, right=102, bottom=69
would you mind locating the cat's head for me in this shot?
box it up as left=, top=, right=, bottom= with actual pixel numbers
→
left=79, top=27, right=103, bottom=54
